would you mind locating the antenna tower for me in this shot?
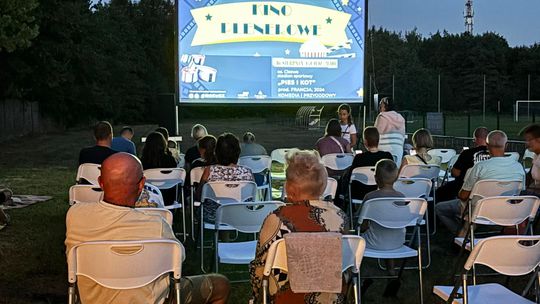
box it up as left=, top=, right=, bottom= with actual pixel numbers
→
left=464, top=0, right=474, bottom=34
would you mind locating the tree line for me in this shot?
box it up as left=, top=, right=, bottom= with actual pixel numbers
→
left=1, top=1, right=539, bottom=127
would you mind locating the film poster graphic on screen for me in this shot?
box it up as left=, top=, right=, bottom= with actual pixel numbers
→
left=179, top=0, right=365, bottom=103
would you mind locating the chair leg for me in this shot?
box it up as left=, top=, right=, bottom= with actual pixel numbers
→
left=348, top=185, right=354, bottom=230
left=262, top=279, right=268, bottom=304
left=353, top=274, right=360, bottom=304
left=181, top=189, right=186, bottom=242
left=200, top=208, right=206, bottom=273
left=191, top=187, right=196, bottom=241
left=68, top=284, right=76, bottom=304
left=214, top=230, right=219, bottom=273
left=175, top=279, right=181, bottom=304
left=417, top=230, right=424, bottom=304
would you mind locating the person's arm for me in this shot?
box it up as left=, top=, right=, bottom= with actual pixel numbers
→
left=451, top=167, right=461, bottom=178
left=344, top=142, right=351, bottom=153
left=458, top=189, right=471, bottom=202
left=349, top=133, right=357, bottom=148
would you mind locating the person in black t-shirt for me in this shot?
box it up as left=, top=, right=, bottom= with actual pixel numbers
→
left=78, top=121, right=118, bottom=166
left=435, top=127, right=490, bottom=202
left=343, top=126, right=393, bottom=201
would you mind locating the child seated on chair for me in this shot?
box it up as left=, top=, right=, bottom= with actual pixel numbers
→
left=357, top=159, right=405, bottom=296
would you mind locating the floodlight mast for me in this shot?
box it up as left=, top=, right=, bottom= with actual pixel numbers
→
left=464, top=0, right=474, bottom=35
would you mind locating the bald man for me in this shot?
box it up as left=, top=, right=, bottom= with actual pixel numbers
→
left=65, top=153, right=230, bottom=304
left=435, top=130, right=525, bottom=235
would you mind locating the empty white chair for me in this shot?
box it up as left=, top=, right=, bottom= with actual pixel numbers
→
left=433, top=235, right=540, bottom=304
left=144, top=168, right=187, bottom=241
left=270, top=148, right=295, bottom=182
left=239, top=155, right=272, bottom=200
left=378, top=133, right=405, bottom=167
left=522, top=149, right=535, bottom=173
left=76, top=163, right=101, bottom=185
left=348, top=166, right=376, bottom=227
left=68, top=185, right=103, bottom=205
left=428, top=148, right=457, bottom=180
left=67, top=239, right=185, bottom=304
left=358, top=197, right=427, bottom=304
left=262, top=234, right=366, bottom=304
left=442, top=153, right=460, bottom=183
left=321, top=153, right=354, bottom=173
left=214, top=201, right=284, bottom=273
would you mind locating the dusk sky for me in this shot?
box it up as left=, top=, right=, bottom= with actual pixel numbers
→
left=369, top=0, right=540, bottom=46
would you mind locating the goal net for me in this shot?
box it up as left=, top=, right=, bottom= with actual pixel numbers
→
left=515, top=100, right=540, bottom=122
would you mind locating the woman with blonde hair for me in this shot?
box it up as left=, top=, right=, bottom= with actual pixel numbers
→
left=400, top=128, right=441, bottom=172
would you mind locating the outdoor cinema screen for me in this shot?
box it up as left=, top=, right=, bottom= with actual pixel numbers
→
left=178, top=0, right=365, bottom=103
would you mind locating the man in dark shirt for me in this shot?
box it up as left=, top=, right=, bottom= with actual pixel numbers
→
left=435, top=127, right=489, bottom=201
left=78, top=121, right=117, bottom=165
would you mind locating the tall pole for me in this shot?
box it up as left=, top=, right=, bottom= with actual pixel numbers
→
left=438, top=74, right=441, bottom=112
left=528, top=74, right=531, bottom=101
left=483, top=74, right=486, bottom=122
left=392, top=74, right=395, bottom=101
left=369, top=74, right=372, bottom=121
left=174, top=0, right=180, bottom=135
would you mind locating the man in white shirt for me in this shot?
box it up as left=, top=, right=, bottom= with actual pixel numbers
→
left=520, top=124, right=540, bottom=195
left=435, top=130, right=525, bottom=235
left=66, top=153, right=230, bottom=304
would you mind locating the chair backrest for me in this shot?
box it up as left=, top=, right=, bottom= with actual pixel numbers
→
left=504, top=151, right=520, bottom=162
left=522, top=149, right=535, bottom=170
left=447, top=154, right=460, bottom=169
left=67, top=240, right=185, bottom=287
left=144, top=168, right=186, bottom=185
left=469, top=179, right=522, bottom=200
left=378, top=133, right=405, bottom=167
left=238, top=155, right=272, bottom=174
left=190, top=167, right=205, bottom=187
left=263, top=235, right=366, bottom=276
left=69, top=185, right=103, bottom=205
left=400, top=164, right=440, bottom=181
left=321, top=153, right=354, bottom=171
left=201, top=180, right=258, bottom=204
left=143, top=183, right=165, bottom=207
left=215, top=201, right=285, bottom=233
left=464, top=235, right=540, bottom=276
left=271, top=148, right=294, bottom=165
left=350, top=166, right=376, bottom=186
left=323, top=177, right=338, bottom=200
left=393, top=178, right=432, bottom=199
left=471, top=196, right=540, bottom=226
left=137, top=208, right=173, bottom=226
left=358, top=197, right=427, bottom=229
left=177, top=153, right=185, bottom=169
left=76, top=163, right=101, bottom=185
left=428, top=148, right=457, bottom=164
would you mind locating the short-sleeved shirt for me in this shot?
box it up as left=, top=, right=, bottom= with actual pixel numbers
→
left=340, top=123, right=357, bottom=144
left=111, top=137, right=136, bottom=155
left=315, top=136, right=350, bottom=156
left=240, top=143, right=268, bottom=157
left=453, top=146, right=490, bottom=182
left=78, top=145, right=118, bottom=165
left=345, top=151, right=394, bottom=199
left=461, top=156, right=525, bottom=192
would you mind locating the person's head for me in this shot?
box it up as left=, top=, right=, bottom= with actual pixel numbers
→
left=325, top=119, right=342, bottom=137
left=412, top=128, right=434, bottom=150
left=285, top=149, right=327, bottom=201
left=473, top=127, right=488, bottom=147
left=486, top=130, right=507, bottom=156
left=379, top=97, right=393, bottom=112
left=99, top=153, right=145, bottom=207
left=141, top=132, right=168, bottom=167
left=520, top=124, right=540, bottom=154
left=191, top=124, right=208, bottom=141
left=242, top=132, right=256, bottom=144
left=215, top=133, right=241, bottom=165
left=374, top=159, right=399, bottom=188
left=337, top=104, right=352, bottom=125
left=363, top=126, right=380, bottom=148
left=120, top=126, right=134, bottom=140
left=155, top=127, right=169, bottom=141
left=198, top=135, right=217, bottom=163
left=94, top=121, right=113, bottom=146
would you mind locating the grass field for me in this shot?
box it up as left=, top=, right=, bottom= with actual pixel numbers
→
left=0, top=117, right=536, bottom=303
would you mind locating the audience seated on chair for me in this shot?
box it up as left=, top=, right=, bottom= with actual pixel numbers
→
left=250, top=149, right=348, bottom=304
left=78, top=121, right=118, bottom=166
left=185, top=124, right=208, bottom=170
left=435, top=127, right=490, bottom=202
left=191, top=135, right=217, bottom=169
left=65, top=153, right=230, bottom=304
left=400, top=128, right=441, bottom=172
left=155, top=127, right=178, bottom=165
left=316, top=118, right=351, bottom=157
left=111, top=126, right=136, bottom=155
left=198, top=133, right=255, bottom=223
left=343, top=126, right=393, bottom=200
left=520, top=124, right=540, bottom=197
left=240, top=132, right=268, bottom=157
left=435, top=130, right=525, bottom=236
left=374, top=97, right=405, bottom=136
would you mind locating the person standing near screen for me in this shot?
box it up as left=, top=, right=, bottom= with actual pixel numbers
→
left=338, top=104, right=358, bottom=148
left=374, top=97, right=406, bottom=136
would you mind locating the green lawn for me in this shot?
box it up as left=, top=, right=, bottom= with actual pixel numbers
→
left=0, top=118, right=536, bottom=303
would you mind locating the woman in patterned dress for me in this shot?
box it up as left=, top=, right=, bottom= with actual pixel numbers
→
left=250, top=149, right=349, bottom=304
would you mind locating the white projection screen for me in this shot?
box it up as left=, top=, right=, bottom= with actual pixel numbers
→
left=178, top=0, right=365, bottom=104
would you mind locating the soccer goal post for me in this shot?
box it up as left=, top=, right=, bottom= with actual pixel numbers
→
left=515, top=100, right=540, bottom=122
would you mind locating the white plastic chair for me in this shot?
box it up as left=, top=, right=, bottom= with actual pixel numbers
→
left=199, top=180, right=258, bottom=272
left=428, top=148, right=457, bottom=180
left=68, top=185, right=103, bottom=205
left=239, top=155, right=272, bottom=200
left=214, top=201, right=284, bottom=273
left=67, top=239, right=185, bottom=304
left=189, top=166, right=205, bottom=241
left=348, top=166, right=376, bottom=228
left=523, top=149, right=535, bottom=173
left=358, top=197, right=428, bottom=304
left=137, top=208, right=174, bottom=226
left=433, top=235, right=540, bottom=304
left=442, top=153, right=460, bottom=183
left=504, top=151, right=520, bottom=162
left=281, top=177, right=338, bottom=201
left=467, top=179, right=523, bottom=205
left=321, top=153, right=354, bottom=172
left=76, top=163, right=101, bottom=185
left=262, top=235, right=366, bottom=304
left=144, top=168, right=187, bottom=241
left=378, top=133, right=405, bottom=167
left=270, top=148, right=294, bottom=182
left=143, top=183, right=165, bottom=208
